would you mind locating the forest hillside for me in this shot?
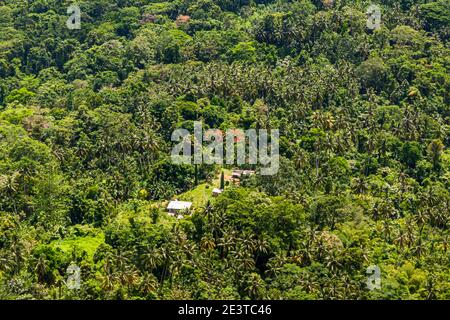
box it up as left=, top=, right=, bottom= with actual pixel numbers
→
left=0, top=0, right=449, bottom=300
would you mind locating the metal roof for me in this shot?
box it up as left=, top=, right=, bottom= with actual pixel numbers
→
left=167, top=201, right=192, bottom=210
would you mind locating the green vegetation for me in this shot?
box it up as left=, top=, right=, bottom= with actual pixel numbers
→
left=50, top=234, right=105, bottom=261
left=0, top=0, right=449, bottom=300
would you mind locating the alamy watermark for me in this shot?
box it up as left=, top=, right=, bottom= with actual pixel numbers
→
left=66, top=4, right=380, bottom=31
left=66, top=4, right=81, bottom=30
left=171, top=122, right=279, bottom=175
left=66, top=264, right=81, bottom=290
left=366, top=5, right=381, bottom=30
left=366, top=265, right=381, bottom=290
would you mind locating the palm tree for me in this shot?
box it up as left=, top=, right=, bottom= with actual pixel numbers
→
left=294, top=149, right=309, bottom=170
left=427, top=139, right=444, bottom=170
left=254, top=237, right=269, bottom=265
left=217, top=228, right=237, bottom=258
left=442, top=234, right=449, bottom=253
left=401, top=107, right=419, bottom=141
left=202, top=200, right=214, bottom=220
left=35, top=254, right=49, bottom=284
left=265, top=254, right=287, bottom=277
left=119, top=267, right=140, bottom=290
left=405, top=220, right=417, bottom=249
left=394, top=227, right=407, bottom=250
left=220, top=171, right=225, bottom=190
left=244, top=273, right=265, bottom=299
left=0, top=171, right=20, bottom=194
left=0, top=171, right=20, bottom=213
left=414, top=209, right=430, bottom=257
left=102, top=253, right=116, bottom=291
left=157, top=241, right=177, bottom=292
left=239, top=232, right=257, bottom=254
left=9, top=237, right=26, bottom=275
left=114, top=250, right=131, bottom=272
left=425, top=274, right=437, bottom=300
left=234, top=247, right=255, bottom=272
left=314, top=139, right=322, bottom=179
left=200, top=235, right=216, bottom=252
left=352, top=176, right=368, bottom=194
left=140, top=272, right=159, bottom=296
left=300, top=272, right=318, bottom=294
left=141, top=245, right=163, bottom=271
left=383, top=220, right=393, bottom=242
left=324, top=250, right=343, bottom=273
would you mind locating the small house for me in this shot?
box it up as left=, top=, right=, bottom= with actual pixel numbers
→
left=232, top=170, right=242, bottom=179
left=212, top=188, right=223, bottom=197
left=167, top=200, right=192, bottom=216
left=232, top=170, right=256, bottom=180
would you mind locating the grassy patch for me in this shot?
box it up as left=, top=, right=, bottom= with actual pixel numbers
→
left=178, top=183, right=212, bottom=208
left=50, top=234, right=105, bottom=260
left=178, top=169, right=232, bottom=209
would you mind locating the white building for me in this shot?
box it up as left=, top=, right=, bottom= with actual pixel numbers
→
left=167, top=200, right=192, bottom=216
left=212, top=188, right=223, bottom=197
left=232, top=170, right=256, bottom=179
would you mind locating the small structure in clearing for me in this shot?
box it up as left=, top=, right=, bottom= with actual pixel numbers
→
left=232, top=170, right=242, bottom=179
left=212, top=188, right=223, bottom=197
left=167, top=200, right=192, bottom=218
left=232, top=170, right=256, bottom=180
